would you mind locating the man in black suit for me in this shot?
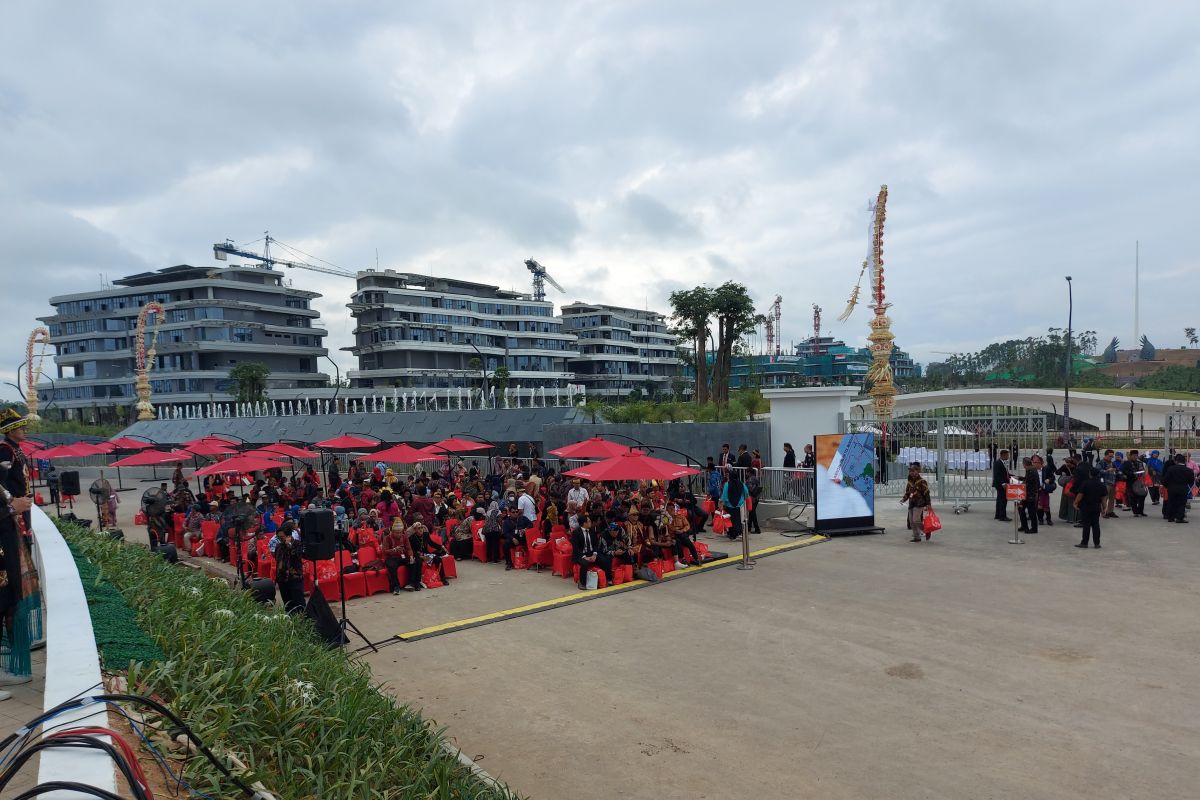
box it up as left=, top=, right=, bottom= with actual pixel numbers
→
left=717, top=444, right=732, bottom=477
left=1017, top=457, right=1040, bottom=533
left=571, top=514, right=611, bottom=589
left=993, top=449, right=1011, bottom=521
left=1163, top=454, right=1194, bottom=523
left=735, top=445, right=752, bottom=470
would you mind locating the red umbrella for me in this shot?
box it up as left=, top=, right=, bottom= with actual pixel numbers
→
left=372, top=443, right=447, bottom=463
left=248, top=444, right=319, bottom=461
left=110, top=449, right=194, bottom=468
left=193, top=455, right=290, bottom=477
left=313, top=434, right=381, bottom=452
left=425, top=437, right=491, bottom=453
left=562, top=452, right=700, bottom=482
left=72, top=442, right=114, bottom=456
left=180, top=435, right=244, bottom=450
left=549, top=437, right=643, bottom=460
left=31, top=444, right=89, bottom=460
left=180, top=440, right=238, bottom=457
left=109, top=436, right=154, bottom=450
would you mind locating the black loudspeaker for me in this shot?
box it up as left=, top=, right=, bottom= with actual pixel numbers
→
left=300, top=507, right=336, bottom=561
left=247, top=577, right=277, bottom=604
left=60, top=471, right=81, bottom=496
left=152, top=542, right=178, bottom=563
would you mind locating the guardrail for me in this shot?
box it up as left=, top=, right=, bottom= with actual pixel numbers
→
left=29, top=505, right=116, bottom=794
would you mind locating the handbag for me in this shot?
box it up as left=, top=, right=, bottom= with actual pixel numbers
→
left=1056, top=475, right=1069, bottom=487
left=922, top=508, right=942, bottom=535
left=1131, top=479, right=1148, bottom=497
left=585, top=569, right=598, bottom=590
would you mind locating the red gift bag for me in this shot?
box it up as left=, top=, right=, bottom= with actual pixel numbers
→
left=922, top=508, right=942, bottom=535
left=134, top=511, right=147, bottom=525
left=511, top=548, right=528, bottom=570
left=421, top=562, right=445, bottom=588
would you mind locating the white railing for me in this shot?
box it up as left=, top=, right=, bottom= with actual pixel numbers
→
left=29, top=505, right=115, bottom=795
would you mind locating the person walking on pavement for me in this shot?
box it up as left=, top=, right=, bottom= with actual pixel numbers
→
left=901, top=462, right=932, bottom=542
left=1163, top=454, right=1194, bottom=523
left=1122, top=449, right=1148, bottom=517
left=1017, top=457, right=1040, bottom=534
left=1073, top=465, right=1106, bottom=548
left=993, top=449, right=1011, bottom=521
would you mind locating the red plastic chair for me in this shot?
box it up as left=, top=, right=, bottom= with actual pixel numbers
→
left=257, top=554, right=275, bottom=580
left=356, top=546, right=390, bottom=595
left=200, top=521, right=218, bottom=558
left=551, top=539, right=573, bottom=578
left=471, top=519, right=488, bottom=562
left=441, top=555, right=457, bottom=579
left=337, top=551, right=368, bottom=599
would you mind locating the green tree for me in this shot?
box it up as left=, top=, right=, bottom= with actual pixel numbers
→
left=492, top=365, right=511, bottom=405
left=736, top=387, right=769, bottom=420
left=669, top=287, right=714, bottom=405
left=1186, top=327, right=1198, bottom=348
left=580, top=399, right=605, bottom=423
left=1141, top=365, right=1200, bottom=392
left=709, top=282, right=764, bottom=407
left=229, top=361, right=270, bottom=403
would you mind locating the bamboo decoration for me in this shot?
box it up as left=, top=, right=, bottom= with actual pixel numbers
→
left=865, top=185, right=896, bottom=420
left=134, top=301, right=166, bottom=421
left=24, top=328, right=51, bottom=424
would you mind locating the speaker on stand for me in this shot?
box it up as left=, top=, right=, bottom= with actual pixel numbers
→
left=59, top=470, right=80, bottom=518
left=301, top=506, right=375, bottom=652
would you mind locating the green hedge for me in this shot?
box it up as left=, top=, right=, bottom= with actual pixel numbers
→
left=67, top=539, right=163, bottom=668
left=60, top=522, right=520, bottom=800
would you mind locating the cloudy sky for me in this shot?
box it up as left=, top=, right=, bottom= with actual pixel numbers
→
left=2, top=1, right=1197, bottom=393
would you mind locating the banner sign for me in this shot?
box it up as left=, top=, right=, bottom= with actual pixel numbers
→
left=813, top=432, right=876, bottom=533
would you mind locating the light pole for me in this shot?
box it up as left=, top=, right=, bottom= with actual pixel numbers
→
left=1063, top=276, right=1073, bottom=442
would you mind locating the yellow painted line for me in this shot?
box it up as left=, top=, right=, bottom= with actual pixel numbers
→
left=396, top=534, right=828, bottom=642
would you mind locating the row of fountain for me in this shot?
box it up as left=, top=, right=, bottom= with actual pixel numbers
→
left=154, top=384, right=587, bottom=421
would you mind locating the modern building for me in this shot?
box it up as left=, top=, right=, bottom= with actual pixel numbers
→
left=39, top=264, right=329, bottom=421
left=693, top=340, right=920, bottom=391
left=346, top=271, right=579, bottom=395
left=558, top=302, right=681, bottom=400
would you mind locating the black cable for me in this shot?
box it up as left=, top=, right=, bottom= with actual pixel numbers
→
left=88, top=693, right=257, bottom=797
left=5, top=692, right=257, bottom=798
left=0, top=738, right=147, bottom=800
left=11, top=782, right=126, bottom=800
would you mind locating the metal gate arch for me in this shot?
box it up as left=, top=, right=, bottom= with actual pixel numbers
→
left=843, top=413, right=1049, bottom=501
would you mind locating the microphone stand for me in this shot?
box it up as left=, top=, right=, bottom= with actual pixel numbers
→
left=333, top=537, right=377, bottom=653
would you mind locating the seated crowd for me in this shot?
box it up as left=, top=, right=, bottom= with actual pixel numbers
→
left=146, top=450, right=763, bottom=605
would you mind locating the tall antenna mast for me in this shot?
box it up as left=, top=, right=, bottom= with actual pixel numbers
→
left=1134, top=240, right=1139, bottom=346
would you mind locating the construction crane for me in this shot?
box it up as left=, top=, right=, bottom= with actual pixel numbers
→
left=771, top=295, right=782, bottom=358
left=213, top=232, right=356, bottom=279
left=524, top=259, right=565, bottom=302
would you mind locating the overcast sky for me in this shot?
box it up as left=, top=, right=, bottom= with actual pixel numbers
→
left=2, top=1, right=1197, bottom=395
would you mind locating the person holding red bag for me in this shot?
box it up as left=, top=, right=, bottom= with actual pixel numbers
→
left=901, top=462, right=932, bottom=542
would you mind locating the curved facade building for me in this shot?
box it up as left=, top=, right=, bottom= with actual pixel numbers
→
left=347, top=271, right=579, bottom=392
left=39, top=264, right=329, bottom=420
left=559, top=302, right=680, bottom=400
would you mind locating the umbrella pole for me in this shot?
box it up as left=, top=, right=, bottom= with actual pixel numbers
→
left=116, top=465, right=125, bottom=491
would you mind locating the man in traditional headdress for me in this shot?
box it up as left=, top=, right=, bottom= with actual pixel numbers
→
left=0, top=409, right=36, bottom=690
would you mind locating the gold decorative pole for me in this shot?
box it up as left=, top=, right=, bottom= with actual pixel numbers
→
left=24, top=328, right=51, bottom=424
left=865, top=185, right=896, bottom=422
left=135, top=302, right=165, bottom=421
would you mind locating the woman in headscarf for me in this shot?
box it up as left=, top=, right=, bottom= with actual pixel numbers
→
left=719, top=471, right=747, bottom=541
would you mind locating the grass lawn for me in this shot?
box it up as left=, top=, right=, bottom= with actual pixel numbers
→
left=1072, top=387, right=1200, bottom=401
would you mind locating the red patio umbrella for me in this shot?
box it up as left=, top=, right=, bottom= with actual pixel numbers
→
left=372, top=443, right=447, bottom=463
left=248, top=444, right=319, bottom=461
left=109, top=449, right=194, bottom=468
left=180, top=435, right=245, bottom=450
left=562, top=452, right=700, bottom=482
left=193, top=455, right=290, bottom=477
left=31, top=444, right=89, bottom=460
left=71, top=442, right=114, bottom=456
left=313, top=434, right=381, bottom=452
left=549, top=437, right=643, bottom=460
left=109, top=436, right=154, bottom=450
left=180, top=440, right=238, bottom=457
left=425, top=437, right=491, bottom=453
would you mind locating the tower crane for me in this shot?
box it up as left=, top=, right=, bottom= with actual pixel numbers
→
left=213, top=233, right=356, bottom=278
left=524, top=259, right=565, bottom=302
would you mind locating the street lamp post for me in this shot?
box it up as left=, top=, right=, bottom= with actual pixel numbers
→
left=1063, top=276, right=1073, bottom=442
